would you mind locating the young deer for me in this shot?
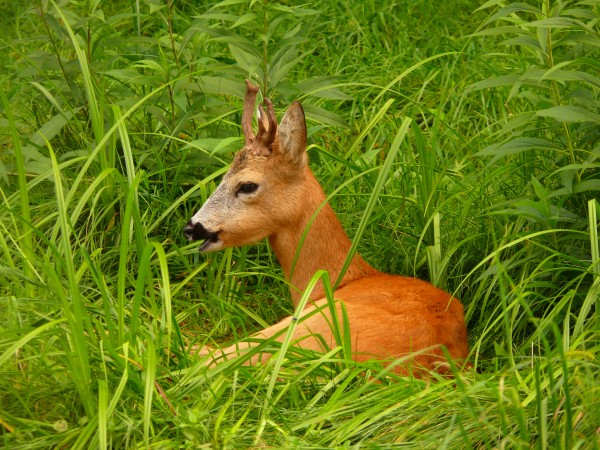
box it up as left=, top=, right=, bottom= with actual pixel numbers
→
left=184, top=80, right=469, bottom=375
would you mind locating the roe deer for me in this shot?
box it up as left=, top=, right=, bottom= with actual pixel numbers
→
left=184, top=80, right=469, bottom=375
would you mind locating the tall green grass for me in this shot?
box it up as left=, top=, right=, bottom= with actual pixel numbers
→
left=1, top=0, right=599, bottom=448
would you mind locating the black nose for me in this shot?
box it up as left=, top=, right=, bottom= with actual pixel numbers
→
left=183, top=221, right=219, bottom=242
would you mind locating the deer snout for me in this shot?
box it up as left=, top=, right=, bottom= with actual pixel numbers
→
left=184, top=221, right=217, bottom=242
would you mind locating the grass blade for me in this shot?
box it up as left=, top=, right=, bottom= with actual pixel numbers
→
left=334, top=117, right=412, bottom=289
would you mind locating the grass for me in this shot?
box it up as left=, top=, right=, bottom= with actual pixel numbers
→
left=1, top=0, right=599, bottom=448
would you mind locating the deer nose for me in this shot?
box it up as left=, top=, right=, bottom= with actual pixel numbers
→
left=183, top=221, right=219, bottom=242
left=183, top=221, right=205, bottom=241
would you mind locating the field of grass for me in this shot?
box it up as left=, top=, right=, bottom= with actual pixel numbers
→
left=1, top=0, right=599, bottom=448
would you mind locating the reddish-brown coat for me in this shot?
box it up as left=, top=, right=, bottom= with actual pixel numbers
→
left=186, top=81, right=469, bottom=375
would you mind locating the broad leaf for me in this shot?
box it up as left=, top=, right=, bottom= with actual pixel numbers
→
left=302, top=104, right=350, bottom=129
left=29, top=109, right=81, bottom=148
left=537, top=105, right=600, bottom=124
left=478, top=137, right=561, bottom=163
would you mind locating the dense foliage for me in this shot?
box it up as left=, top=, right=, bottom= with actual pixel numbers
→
left=1, top=0, right=599, bottom=448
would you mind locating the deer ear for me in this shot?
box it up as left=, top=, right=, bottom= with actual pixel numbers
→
left=277, top=101, right=307, bottom=168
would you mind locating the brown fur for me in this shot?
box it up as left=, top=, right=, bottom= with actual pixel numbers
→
left=185, top=81, right=469, bottom=375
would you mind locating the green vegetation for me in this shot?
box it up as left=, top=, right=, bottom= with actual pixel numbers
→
left=1, top=0, right=599, bottom=447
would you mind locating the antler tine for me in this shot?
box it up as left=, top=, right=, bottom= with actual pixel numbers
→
left=256, top=98, right=277, bottom=148
left=242, top=79, right=260, bottom=145
left=264, top=99, right=277, bottom=146
left=257, top=104, right=269, bottom=135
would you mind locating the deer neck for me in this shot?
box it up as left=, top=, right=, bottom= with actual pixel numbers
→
left=268, top=169, right=377, bottom=306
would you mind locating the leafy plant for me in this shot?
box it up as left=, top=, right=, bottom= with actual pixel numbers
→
left=462, top=0, right=600, bottom=356
left=191, top=0, right=352, bottom=127
left=470, top=0, right=600, bottom=201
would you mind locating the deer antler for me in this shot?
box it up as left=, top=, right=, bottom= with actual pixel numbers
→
left=257, top=98, right=277, bottom=148
left=242, top=80, right=277, bottom=149
left=242, top=79, right=259, bottom=146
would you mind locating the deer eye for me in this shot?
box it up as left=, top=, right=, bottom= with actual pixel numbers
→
left=237, top=182, right=259, bottom=195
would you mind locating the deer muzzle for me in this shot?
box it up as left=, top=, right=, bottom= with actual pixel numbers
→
left=183, top=221, right=220, bottom=252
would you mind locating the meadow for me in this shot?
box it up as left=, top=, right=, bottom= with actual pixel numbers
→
left=1, top=0, right=599, bottom=448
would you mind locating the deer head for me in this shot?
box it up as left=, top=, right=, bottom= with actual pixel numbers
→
left=184, top=80, right=309, bottom=252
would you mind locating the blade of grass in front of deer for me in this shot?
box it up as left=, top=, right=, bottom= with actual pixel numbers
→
left=255, top=269, right=330, bottom=442
left=334, top=117, right=412, bottom=290
left=289, top=165, right=380, bottom=288
left=319, top=268, right=349, bottom=359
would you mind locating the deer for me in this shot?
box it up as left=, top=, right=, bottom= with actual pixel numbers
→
left=183, top=80, right=469, bottom=376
